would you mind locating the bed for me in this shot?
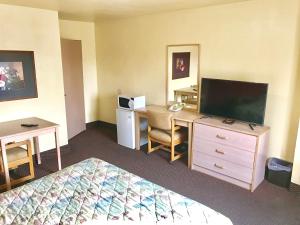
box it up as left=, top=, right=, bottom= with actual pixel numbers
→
left=0, top=158, right=232, bottom=224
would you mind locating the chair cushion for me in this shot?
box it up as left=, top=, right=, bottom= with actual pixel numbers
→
left=6, top=147, right=28, bottom=162
left=149, top=129, right=186, bottom=144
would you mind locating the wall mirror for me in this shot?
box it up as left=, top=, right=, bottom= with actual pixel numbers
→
left=166, top=44, right=200, bottom=111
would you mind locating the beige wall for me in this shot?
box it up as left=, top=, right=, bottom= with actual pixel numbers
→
left=59, top=20, right=98, bottom=123
left=96, top=0, right=300, bottom=161
left=0, top=4, right=68, bottom=151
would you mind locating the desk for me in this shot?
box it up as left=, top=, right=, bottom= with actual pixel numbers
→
left=135, top=105, right=200, bottom=168
left=0, top=117, right=61, bottom=190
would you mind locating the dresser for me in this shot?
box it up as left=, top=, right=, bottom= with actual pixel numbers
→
left=192, top=117, right=270, bottom=192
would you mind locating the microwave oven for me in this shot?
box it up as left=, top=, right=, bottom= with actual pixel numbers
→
left=118, top=95, right=146, bottom=110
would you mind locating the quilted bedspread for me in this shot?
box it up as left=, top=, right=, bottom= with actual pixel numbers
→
left=0, top=158, right=232, bottom=225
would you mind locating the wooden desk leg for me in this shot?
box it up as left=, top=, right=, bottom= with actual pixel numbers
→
left=0, top=140, right=11, bottom=190
left=33, top=137, right=41, bottom=165
left=55, top=128, right=62, bottom=170
left=188, top=122, right=193, bottom=169
left=135, top=112, right=141, bottom=150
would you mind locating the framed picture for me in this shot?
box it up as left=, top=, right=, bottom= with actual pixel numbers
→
left=0, top=51, right=37, bottom=102
left=172, top=52, right=190, bottom=79
left=166, top=44, right=200, bottom=107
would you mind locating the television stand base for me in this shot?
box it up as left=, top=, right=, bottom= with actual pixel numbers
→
left=249, top=123, right=256, bottom=130
left=222, top=118, right=235, bottom=124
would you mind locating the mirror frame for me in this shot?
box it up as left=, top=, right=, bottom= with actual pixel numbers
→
left=166, top=44, right=200, bottom=111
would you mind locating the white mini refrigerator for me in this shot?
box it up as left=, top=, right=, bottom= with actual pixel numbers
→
left=116, top=108, right=147, bottom=149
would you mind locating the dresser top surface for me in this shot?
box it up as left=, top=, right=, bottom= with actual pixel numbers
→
left=194, top=117, right=270, bottom=136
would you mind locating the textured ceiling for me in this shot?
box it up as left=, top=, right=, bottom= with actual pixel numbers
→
left=0, top=0, right=250, bottom=21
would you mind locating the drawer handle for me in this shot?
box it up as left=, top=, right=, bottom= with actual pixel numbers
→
left=216, top=134, right=227, bottom=140
left=214, top=163, right=224, bottom=169
left=215, top=149, right=225, bottom=155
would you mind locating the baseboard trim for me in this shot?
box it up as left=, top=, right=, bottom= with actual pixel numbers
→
left=98, top=120, right=116, bottom=128
left=86, top=120, right=116, bottom=129
left=86, top=121, right=101, bottom=128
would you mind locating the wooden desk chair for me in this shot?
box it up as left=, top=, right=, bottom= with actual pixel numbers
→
left=0, top=139, right=35, bottom=189
left=147, top=110, right=187, bottom=162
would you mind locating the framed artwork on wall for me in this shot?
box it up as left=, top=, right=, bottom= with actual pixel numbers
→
left=172, top=52, right=190, bottom=79
left=0, top=51, right=37, bottom=102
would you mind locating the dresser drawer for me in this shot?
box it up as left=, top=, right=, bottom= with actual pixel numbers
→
left=193, top=152, right=253, bottom=183
left=193, top=139, right=255, bottom=168
left=194, top=123, right=257, bottom=152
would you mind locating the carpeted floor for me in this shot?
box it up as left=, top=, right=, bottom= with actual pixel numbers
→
left=9, top=123, right=300, bottom=225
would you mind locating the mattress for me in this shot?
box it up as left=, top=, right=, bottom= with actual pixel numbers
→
left=0, top=158, right=232, bottom=225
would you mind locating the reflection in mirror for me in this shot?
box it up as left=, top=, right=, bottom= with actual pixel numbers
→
left=167, top=44, right=200, bottom=111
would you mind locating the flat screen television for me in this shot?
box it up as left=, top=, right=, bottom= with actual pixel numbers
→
left=200, top=78, right=268, bottom=125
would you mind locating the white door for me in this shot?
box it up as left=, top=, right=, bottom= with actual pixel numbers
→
left=116, top=108, right=135, bottom=149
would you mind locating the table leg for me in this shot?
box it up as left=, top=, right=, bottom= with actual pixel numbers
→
left=55, top=128, right=62, bottom=170
left=33, top=136, right=41, bottom=165
left=135, top=112, right=141, bottom=150
left=188, top=122, right=193, bottom=169
left=0, top=140, right=11, bottom=190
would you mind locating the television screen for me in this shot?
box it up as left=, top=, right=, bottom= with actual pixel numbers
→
left=200, top=78, right=268, bottom=125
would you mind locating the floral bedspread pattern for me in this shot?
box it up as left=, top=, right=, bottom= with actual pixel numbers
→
left=0, top=158, right=232, bottom=225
